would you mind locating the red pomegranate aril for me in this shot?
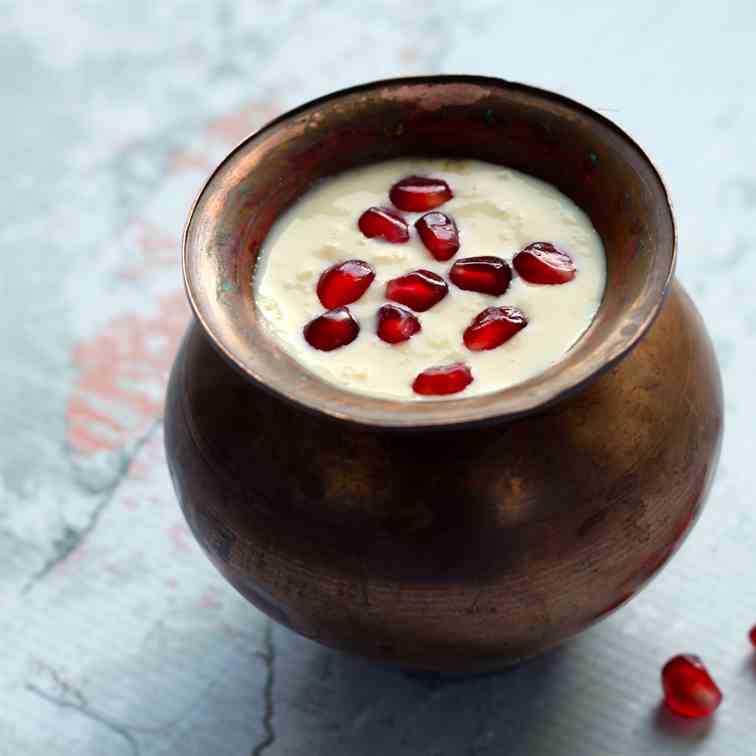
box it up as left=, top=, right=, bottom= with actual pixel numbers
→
left=449, top=256, right=512, bottom=296
left=376, top=304, right=421, bottom=344
left=389, top=176, right=453, bottom=212
left=415, top=212, right=460, bottom=261
left=385, top=269, right=448, bottom=312
left=303, top=307, right=359, bottom=351
left=749, top=625, right=756, bottom=648
left=358, top=207, right=409, bottom=243
left=661, top=655, right=723, bottom=719
left=412, top=363, right=473, bottom=396
left=317, top=259, right=375, bottom=309
left=463, top=306, right=528, bottom=351
left=513, top=241, right=576, bottom=284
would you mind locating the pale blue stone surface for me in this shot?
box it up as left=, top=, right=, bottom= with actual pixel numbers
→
left=2, top=2, right=755, bottom=754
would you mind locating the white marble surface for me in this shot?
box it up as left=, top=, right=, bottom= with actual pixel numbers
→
left=1, top=2, right=755, bottom=754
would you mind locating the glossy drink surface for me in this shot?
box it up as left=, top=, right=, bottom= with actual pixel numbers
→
left=254, top=158, right=606, bottom=400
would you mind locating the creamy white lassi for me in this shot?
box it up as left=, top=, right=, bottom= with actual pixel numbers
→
left=254, top=158, right=606, bottom=400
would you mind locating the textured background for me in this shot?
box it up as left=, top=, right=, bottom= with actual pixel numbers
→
left=2, top=2, right=755, bottom=754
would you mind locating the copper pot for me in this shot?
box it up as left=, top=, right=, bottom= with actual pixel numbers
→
left=166, top=76, right=722, bottom=671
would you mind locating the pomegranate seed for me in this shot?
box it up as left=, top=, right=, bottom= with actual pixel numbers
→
left=358, top=207, right=409, bottom=243
left=415, top=212, right=460, bottom=261
left=513, top=242, right=576, bottom=284
left=389, top=176, right=453, bottom=212
left=449, top=256, right=512, bottom=296
left=385, top=269, right=448, bottom=312
left=412, top=363, right=473, bottom=396
left=463, top=306, right=528, bottom=351
left=376, top=304, right=421, bottom=344
left=749, top=625, right=756, bottom=648
left=303, top=307, right=359, bottom=351
left=317, top=259, right=375, bottom=309
left=661, top=655, right=723, bottom=719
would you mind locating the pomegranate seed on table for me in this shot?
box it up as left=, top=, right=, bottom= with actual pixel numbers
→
left=749, top=625, right=756, bottom=647
left=389, top=176, right=453, bottom=212
left=415, top=212, right=460, bottom=261
left=449, top=256, right=512, bottom=296
left=463, top=306, right=528, bottom=351
left=303, top=307, right=360, bottom=351
left=317, top=259, right=375, bottom=309
left=412, top=363, right=473, bottom=396
left=376, top=304, right=421, bottom=344
left=385, top=269, right=448, bottom=312
left=513, top=241, right=576, bottom=284
left=661, top=654, right=723, bottom=719
left=358, top=207, right=409, bottom=243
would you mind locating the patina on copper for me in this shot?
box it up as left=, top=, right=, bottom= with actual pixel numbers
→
left=167, top=77, right=722, bottom=671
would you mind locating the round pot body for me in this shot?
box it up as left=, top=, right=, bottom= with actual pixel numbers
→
left=165, top=281, right=721, bottom=671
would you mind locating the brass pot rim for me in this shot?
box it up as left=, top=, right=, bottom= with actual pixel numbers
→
left=182, top=75, right=676, bottom=430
